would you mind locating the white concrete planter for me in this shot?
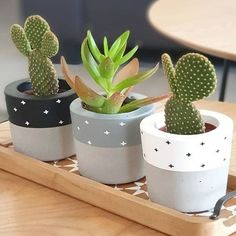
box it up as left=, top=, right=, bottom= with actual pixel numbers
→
left=140, top=110, right=234, bottom=212
left=70, top=93, right=156, bottom=184
left=5, top=79, right=76, bottom=161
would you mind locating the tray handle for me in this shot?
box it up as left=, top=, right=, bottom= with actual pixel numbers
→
left=210, top=190, right=236, bottom=220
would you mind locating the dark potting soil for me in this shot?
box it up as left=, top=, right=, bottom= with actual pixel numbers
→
left=159, top=123, right=216, bottom=134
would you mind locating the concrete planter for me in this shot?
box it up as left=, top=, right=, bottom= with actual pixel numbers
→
left=140, top=110, right=234, bottom=212
left=5, top=79, right=77, bottom=161
left=70, top=93, right=156, bottom=184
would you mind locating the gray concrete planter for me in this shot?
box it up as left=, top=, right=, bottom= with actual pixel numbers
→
left=70, top=93, right=156, bottom=184
left=140, top=110, right=234, bottom=212
left=5, top=79, right=77, bottom=161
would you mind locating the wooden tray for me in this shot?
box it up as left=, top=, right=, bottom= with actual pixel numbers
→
left=0, top=120, right=236, bottom=236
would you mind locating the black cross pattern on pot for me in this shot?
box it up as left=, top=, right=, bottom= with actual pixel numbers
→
left=223, top=158, right=226, bottom=161
left=186, top=153, right=191, bottom=157
left=200, top=142, right=205, bottom=146
left=216, top=149, right=220, bottom=153
left=154, top=148, right=158, bottom=152
left=168, top=164, right=174, bottom=168
left=166, top=140, right=171, bottom=145
left=224, top=137, right=227, bottom=140
left=201, top=164, right=205, bottom=168
left=143, top=153, right=146, bottom=157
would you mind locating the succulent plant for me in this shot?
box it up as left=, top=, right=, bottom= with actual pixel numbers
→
left=61, top=30, right=168, bottom=114
left=10, top=15, right=59, bottom=96
left=162, top=53, right=217, bottom=135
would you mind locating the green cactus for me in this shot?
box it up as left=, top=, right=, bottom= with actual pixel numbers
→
left=61, top=31, right=169, bottom=114
left=10, top=15, right=59, bottom=96
left=162, top=53, right=217, bottom=135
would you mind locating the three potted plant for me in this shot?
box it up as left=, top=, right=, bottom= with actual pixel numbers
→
left=61, top=30, right=168, bottom=184
left=140, top=53, right=234, bottom=212
left=5, top=15, right=76, bottom=161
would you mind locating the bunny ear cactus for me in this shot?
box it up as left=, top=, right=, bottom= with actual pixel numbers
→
left=162, top=53, right=217, bottom=135
left=61, top=30, right=169, bottom=114
left=10, top=15, right=59, bottom=96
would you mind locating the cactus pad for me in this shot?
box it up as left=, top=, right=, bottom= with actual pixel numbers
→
left=162, top=53, right=217, bottom=135
left=175, top=53, right=217, bottom=102
left=165, top=96, right=204, bottom=135
left=11, top=15, right=59, bottom=96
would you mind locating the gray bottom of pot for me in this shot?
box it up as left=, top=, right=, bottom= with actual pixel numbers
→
left=10, top=122, right=75, bottom=161
left=145, top=160, right=229, bottom=213
left=74, top=139, right=144, bottom=184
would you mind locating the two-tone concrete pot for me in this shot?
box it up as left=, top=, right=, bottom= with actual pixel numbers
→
left=140, top=110, right=234, bottom=212
left=70, top=93, right=156, bottom=184
left=5, top=79, right=77, bottom=161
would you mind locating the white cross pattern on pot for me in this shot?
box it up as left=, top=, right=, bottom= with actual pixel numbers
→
left=59, top=120, right=64, bottom=125
left=87, top=140, right=92, bottom=145
left=77, top=126, right=80, bottom=130
left=43, top=110, right=49, bottom=115
left=25, top=121, right=30, bottom=126
left=121, top=141, right=127, bottom=146
left=104, top=130, right=110, bottom=135
left=56, top=99, right=61, bottom=104
left=13, top=107, right=17, bottom=112
left=120, top=122, right=126, bottom=126
left=21, top=100, right=26, bottom=105
left=85, top=120, right=89, bottom=125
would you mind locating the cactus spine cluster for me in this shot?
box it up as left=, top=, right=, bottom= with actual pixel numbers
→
left=162, top=53, right=217, bottom=135
left=11, top=15, right=59, bottom=96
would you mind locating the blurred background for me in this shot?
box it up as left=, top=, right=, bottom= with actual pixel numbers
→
left=1, top=0, right=236, bottom=121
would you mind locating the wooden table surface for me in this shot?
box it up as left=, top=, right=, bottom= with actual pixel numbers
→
left=0, top=100, right=236, bottom=235
left=148, top=0, right=236, bottom=61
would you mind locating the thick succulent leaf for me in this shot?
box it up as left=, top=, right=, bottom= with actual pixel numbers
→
left=74, top=76, right=106, bottom=108
left=103, top=36, right=109, bottom=56
left=113, top=58, right=139, bottom=85
left=87, top=30, right=104, bottom=63
left=60, top=56, right=76, bottom=90
left=109, top=38, right=121, bottom=59
left=101, top=92, right=126, bottom=114
left=41, top=31, right=59, bottom=58
left=81, top=38, right=107, bottom=90
left=119, top=93, right=170, bottom=113
left=10, top=24, right=31, bottom=56
left=99, top=57, right=115, bottom=80
left=118, top=46, right=138, bottom=65
left=161, top=53, right=177, bottom=95
left=113, top=63, right=159, bottom=92
left=109, top=31, right=130, bottom=59
left=175, top=53, right=217, bottom=102
left=113, top=42, right=127, bottom=62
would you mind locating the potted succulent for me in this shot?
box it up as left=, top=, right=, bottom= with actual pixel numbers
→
left=140, top=53, right=234, bottom=213
left=4, top=15, right=77, bottom=161
left=61, top=30, right=168, bottom=184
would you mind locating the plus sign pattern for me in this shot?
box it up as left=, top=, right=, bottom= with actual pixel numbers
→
left=5, top=79, right=76, bottom=128
left=47, top=155, right=236, bottom=219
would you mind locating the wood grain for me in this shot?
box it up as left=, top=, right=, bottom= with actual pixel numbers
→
left=1, top=101, right=236, bottom=236
left=148, top=0, right=236, bottom=61
left=0, top=169, right=162, bottom=236
left=0, top=121, right=11, bottom=147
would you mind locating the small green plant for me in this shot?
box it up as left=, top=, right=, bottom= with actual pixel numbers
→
left=61, top=30, right=168, bottom=114
left=11, top=15, right=59, bottom=96
left=162, top=53, right=217, bottom=135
